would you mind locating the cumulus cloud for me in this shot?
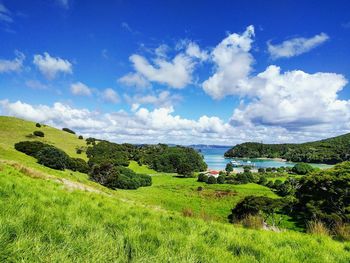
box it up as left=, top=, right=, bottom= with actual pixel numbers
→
left=231, top=65, right=350, bottom=130
left=1, top=99, right=348, bottom=144
left=118, top=73, right=150, bottom=88
left=0, top=51, right=25, bottom=73
left=0, top=3, right=13, bottom=23
left=202, top=25, right=255, bottom=99
left=33, top=52, right=72, bottom=80
left=124, top=90, right=182, bottom=109
left=70, top=82, right=92, bottom=96
left=102, top=88, right=119, bottom=103
left=120, top=41, right=208, bottom=89
left=267, top=33, right=329, bottom=59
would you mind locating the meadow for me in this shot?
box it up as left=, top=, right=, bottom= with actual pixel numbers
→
left=0, top=116, right=349, bottom=262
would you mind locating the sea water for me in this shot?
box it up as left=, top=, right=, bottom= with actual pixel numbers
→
left=195, top=146, right=332, bottom=171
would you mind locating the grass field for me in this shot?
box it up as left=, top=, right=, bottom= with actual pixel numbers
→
left=0, top=116, right=349, bottom=262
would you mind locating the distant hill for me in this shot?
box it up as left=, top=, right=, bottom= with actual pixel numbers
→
left=224, top=133, right=350, bottom=164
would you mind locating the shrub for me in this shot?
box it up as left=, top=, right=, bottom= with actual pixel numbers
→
left=33, top=131, right=44, bottom=137
left=307, top=220, right=330, bottom=236
left=76, top=149, right=83, bottom=154
left=217, top=175, right=225, bottom=184
left=292, top=163, right=314, bottom=175
left=89, top=163, right=152, bottom=190
left=258, top=168, right=265, bottom=173
left=197, top=186, right=203, bottom=191
left=68, top=158, right=89, bottom=173
left=15, top=141, right=51, bottom=157
left=241, top=215, right=264, bottom=229
left=35, top=123, right=41, bottom=128
left=78, top=135, right=83, bottom=139
left=62, top=127, right=76, bottom=134
left=197, top=173, right=207, bottom=182
left=207, top=176, right=217, bottom=184
left=36, top=147, right=71, bottom=170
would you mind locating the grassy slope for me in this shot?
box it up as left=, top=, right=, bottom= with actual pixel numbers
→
left=0, top=116, right=349, bottom=261
left=1, top=163, right=350, bottom=262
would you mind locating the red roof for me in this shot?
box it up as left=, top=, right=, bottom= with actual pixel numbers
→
left=210, top=170, right=219, bottom=175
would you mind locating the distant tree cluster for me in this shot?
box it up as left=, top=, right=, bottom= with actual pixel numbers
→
left=62, top=127, right=76, bottom=134
left=14, top=141, right=88, bottom=172
left=136, top=144, right=207, bottom=177
left=224, top=133, right=350, bottom=164
left=33, top=130, right=44, bottom=137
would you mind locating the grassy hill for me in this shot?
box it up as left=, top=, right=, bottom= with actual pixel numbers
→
left=1, top=116, right=350, bottom=262
left=225, top=133, right=350, bottom=164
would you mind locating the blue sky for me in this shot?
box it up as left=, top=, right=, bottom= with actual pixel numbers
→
left=1, top=0, right=350, bottom=145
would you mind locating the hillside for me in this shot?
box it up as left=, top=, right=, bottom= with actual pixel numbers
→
left=224, top=133, right=350, bottom=164
left=1, top=116, right=350, bottom=262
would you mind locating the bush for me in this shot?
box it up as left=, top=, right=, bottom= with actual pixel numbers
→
left=197, top=173, right=208, bottom=182
left=182, top=208, right=194, bottom=217
left=33, top=131, right=44, bottom=137
left=334, top=222, right=350, bottom=241
left=15, top=141, right=51, bottom=157
left=217, top=175, right=225, bottom=184
left=76, top=149, right=83, bottom=154
left=68, top=158, right=89, bottom=173
left=292, top=163, right=314, bottom=175
left=62, top=127, right=76, bottom=134
left=89, top=163, right=152, bottom=190
left=258, top=168, right=265, bottom=173
left=35, top=123, right=41, bottom=128
left=36, top=147, right=71, bottom=170
left=78, top=135, right=83, bottom=139
left=207, top=176, right=217, bottom=184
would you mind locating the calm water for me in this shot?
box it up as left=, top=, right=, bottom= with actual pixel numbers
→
left=195, top=146, right=332, bottom=171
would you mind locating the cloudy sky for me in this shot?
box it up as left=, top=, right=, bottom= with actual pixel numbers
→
left=1, top=0, right=350, bottom=145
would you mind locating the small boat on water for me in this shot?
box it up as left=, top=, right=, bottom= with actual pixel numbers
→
left=230, top=160, right=256, bottom=167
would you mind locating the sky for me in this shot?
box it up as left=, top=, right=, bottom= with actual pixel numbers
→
left=1, top=0, right=350, bottom=145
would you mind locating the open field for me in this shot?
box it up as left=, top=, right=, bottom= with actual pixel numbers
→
left=0, top=116, right=349, bottom=262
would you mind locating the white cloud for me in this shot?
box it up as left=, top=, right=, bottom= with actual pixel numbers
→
left=0, top=3, right=13, bottom=23
left=118, top=73, right=150, bottom=88
left=124, top=90, right=181, bottom=108
left=33, top=52, right=72, bottom=80
left=1, top=99, right=348, bottom=145
left=70, top=82, right=92, bottom=96
left=0, top=51, right=25, bottom=73
left=231, top=65, right=350, bottom=130
left=120, top=41, right=208, bottom=89
left=202, top=25, right=255, bottom=99
left=267, top=33, right=329, bottom=59
left=128, top=53, right=194, bottom=89
left=102, top=88, right=119, bottom=103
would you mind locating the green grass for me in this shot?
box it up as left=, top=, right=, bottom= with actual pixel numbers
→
left=1, top=163, right=350, bottom=262
left=1, top=116, right=350, bottom=262
left=128, top=160, right=159, bottom=174
left=115, top=174, right=278, bottom=222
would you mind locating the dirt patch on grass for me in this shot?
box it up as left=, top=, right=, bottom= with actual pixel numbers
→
left=200, top=189, right=238, bottom=198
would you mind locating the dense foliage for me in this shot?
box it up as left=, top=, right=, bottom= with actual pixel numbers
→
left=62, top=127, right=76, bottom=134
left=14, top=141, right=50, bottom=157
left=89, top=163, right=151, bottom=189
left=33, top=130, right=44, bottom=137
left=224, top=133, right=350, bottom=164
left=137, top=144, right=207, bottom=176
left=36, top=147, right=71, bottom=170
left=14, top=141, right=88, bottom=173
left=35, top=123, right=41, bottom=128
left=292, top=163, right=314, bottom=175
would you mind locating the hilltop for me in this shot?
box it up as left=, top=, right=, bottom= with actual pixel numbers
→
left=225, top=133, right=350, bottom=164
left=0, top=116, right=349, bottom=262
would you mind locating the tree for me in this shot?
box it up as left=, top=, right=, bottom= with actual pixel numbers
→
left=15, top=141, right=51, bottom=157
left=33, top=130, right=44, bottom=137
left=207, top=176, right=217, bottom=184
left=217, top=175, right=225, bottom=184
left=225, top=163, right=233, bottom=174
left=36, top=147, right=71, bottom=170
left=258, top=167, right=265, bottom=173
left=62, top=127, right=76, bottom=134
left=35, top=123, right=41, bottom=128
left=292, top=163, right=314, bottom=175
left=68, top=158, right=89, bottom=173
left=78, top=135, right=83, bottom=139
